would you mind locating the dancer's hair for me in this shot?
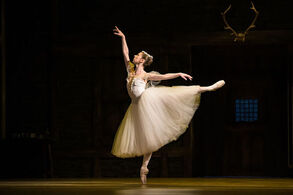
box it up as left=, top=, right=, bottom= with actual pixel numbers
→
left=141, top=51, right=153, bottom=67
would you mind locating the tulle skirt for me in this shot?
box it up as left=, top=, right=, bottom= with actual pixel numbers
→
left=111, top=85, right=201, bottom=158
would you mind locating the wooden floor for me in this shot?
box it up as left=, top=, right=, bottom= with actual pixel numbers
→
left=0, top=178, right=293, bottom=195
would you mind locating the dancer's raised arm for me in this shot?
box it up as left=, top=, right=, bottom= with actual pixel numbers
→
left=147, top=72, right=193, bottom=81
left=113, top=26, right=130, bottom=69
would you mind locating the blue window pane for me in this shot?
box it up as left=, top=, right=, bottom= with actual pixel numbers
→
left=235, top=99, right=258, bottom=122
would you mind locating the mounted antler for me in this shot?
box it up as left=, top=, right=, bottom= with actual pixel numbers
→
left=243, top=2, right=259, bottom=36
left=221, top=5, right=238, bottom=39
left=221, top=2, right=259, bottom=42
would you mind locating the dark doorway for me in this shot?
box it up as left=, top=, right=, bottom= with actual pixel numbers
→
left=192, top=44, right=289, bottom=177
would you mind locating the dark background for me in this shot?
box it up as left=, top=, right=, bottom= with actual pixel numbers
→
left=0, top=0, right=293, bottom=178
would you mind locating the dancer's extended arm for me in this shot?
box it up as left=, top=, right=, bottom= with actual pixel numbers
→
left=113, top=26, right=130, bottom=69
left=147, top=72, right=192, bottom=81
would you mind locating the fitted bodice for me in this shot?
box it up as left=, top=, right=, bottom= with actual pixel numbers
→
left=127, top=77, right=146, bottom=100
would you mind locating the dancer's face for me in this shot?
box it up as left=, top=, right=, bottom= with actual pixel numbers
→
left=133, top=52, right=145, bottom=65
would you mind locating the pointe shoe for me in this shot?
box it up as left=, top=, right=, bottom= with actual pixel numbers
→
left=140, top=167, right=149, bottom=184
left=209, top=80, right=225, bottom=91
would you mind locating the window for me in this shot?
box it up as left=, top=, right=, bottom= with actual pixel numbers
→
left=235, top=99, right=258, bottom=122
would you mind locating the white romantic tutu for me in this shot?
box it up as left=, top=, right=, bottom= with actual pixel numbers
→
left=111, top=85, right=201, bottom=158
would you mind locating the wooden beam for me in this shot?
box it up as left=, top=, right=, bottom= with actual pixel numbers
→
left=288, top=45, right=293, bottom=169
left=48, top=0, right=58, bottom=141
left=1, top=0, right=6, bottom=140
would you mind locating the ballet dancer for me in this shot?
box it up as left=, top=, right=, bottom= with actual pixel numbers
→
left=111, top=26, right=225, bottom=184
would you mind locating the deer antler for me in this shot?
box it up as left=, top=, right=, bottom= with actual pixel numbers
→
left=221, top=5, right=238, bottom=38
left=221, top=2, right=259, bottom=42
left=243, top=2, right=259, bottom=35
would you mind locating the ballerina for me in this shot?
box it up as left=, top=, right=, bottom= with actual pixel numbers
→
left=111, top=26, right=225, bottom=184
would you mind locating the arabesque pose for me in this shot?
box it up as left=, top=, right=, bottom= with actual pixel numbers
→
left=111, top=26, right=225, bottom=184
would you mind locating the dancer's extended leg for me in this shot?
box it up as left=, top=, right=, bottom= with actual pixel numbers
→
left=199, top=80, right=225, bottom=93
left=140, top=152, right=152, bottom=184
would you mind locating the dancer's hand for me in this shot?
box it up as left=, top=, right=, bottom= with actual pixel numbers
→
left=178, top=73, right=193, bottom=80
left=113, top=26, right=125, bottom=38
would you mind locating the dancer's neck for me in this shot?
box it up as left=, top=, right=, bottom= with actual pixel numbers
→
left=135, top=64, right=144, bottom=75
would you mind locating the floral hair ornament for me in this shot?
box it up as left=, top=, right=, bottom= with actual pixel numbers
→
left=141, top=51, right=153, bottom=59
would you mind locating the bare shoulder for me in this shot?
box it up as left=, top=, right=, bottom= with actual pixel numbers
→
left=145, top=71, right=162, bottom=81
left=144, top=71, right=154, bottom=79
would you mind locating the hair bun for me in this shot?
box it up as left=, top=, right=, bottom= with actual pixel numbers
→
left=141, top=51, right=153, bottom=67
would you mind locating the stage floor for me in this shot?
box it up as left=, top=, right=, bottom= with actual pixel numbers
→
left=0, top=178, right=293, bottom=195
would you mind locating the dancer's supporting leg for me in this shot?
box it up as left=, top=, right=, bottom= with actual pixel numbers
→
left=199, top=80, right=225, bottom=93
left=140, top=152, right=152, bottom=184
